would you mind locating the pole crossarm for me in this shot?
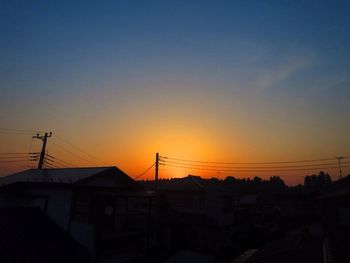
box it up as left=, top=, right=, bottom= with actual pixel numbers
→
left=32, top=132, right=52, bottom=169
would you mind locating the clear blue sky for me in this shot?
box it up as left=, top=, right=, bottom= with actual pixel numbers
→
left=1, top=0, right=350, bottom=182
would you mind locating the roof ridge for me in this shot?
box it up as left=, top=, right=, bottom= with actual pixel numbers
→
left=37, top=166, right=114, bottom=170
left=189, top=175, right=204, bottom=190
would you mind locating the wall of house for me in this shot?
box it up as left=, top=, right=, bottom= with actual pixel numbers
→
left=0, top=186, right=73, bottom=232
left=163, top=191, right=235, bottom=225
left=45, top=188, right=73, bottom=231
left=70, top=221, right=95, bottom=261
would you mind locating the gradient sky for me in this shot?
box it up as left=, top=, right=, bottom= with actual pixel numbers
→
left=1, top=0, right=350, bottom=184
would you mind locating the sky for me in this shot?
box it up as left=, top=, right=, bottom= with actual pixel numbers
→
left=1, top=0, right=350, bottom=184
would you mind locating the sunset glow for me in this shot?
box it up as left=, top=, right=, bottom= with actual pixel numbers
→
left=1, top=1, right=350, bottom=185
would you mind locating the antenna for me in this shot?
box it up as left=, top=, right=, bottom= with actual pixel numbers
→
left=336, top=156, right=344, bottom=180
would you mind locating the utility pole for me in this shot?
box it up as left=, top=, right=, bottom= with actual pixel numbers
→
left=155, top=152, right=159, bottom=192
left=153, top=153, right=160, bottom=252
left=336, top=156, right=344, bottom=180
left=33, top=132, right=52, bottom=169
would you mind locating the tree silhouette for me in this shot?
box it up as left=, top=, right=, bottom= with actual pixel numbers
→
left=304, top=171, right=332, bottom=189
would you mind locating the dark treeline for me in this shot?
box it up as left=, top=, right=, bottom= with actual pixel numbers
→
left=140, top=171, right=350, bottom=262
left=222, top=175, right=286, bottom=193
left=304, top=171, right=332, bottom=189
left=148, top=171, right=344, bottom=194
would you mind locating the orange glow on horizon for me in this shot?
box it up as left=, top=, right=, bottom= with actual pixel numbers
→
left=1, top=125, right=349, bottom=186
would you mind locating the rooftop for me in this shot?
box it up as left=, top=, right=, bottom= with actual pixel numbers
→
left=0, top=167, right=137, bottom=188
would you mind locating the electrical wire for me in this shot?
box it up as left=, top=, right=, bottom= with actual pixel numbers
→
left=0, top=132, right=33, bottom=136
left=0, top=156, right=30, bottom=159
left=43, top=158, right=55, bottom=165
left=46, top=154, right=76, bottom=167
left=49, top=140, right=99, bottom=165
left=0, top=128, right=38, bottom=136
left=161, top=163, right=350, bottom=173
left=0, top=128, right=39, bottom=133
left=0, top=152, right=33, bottom=155
left=43, top=163, right=57, bottom=169
left=160, top=155, right=350, bottom=165
left=53, top=134, right=106, bottom=165
left=160, top=159, right=350, bottom=169
left=0, top=159, right=31, bottom=163
left=47, top=158, right=69, bottom=168
left=44, top=156, right=66, bottom=168
left=133, top=163, right=155, bottom=180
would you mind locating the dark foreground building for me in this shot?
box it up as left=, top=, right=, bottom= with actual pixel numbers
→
left=0, top=167, right=154, bottom=263
left=0, top=207, right=89, bottom=263
left=234, top=175, right=350, bottom=263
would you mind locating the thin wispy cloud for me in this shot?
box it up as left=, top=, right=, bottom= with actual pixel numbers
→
left=252, top=55, right=314, bottom=92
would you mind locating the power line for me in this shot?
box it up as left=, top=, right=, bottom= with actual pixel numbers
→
left=161, top=163, right=350, bottom=173
left=0, top=155, right=38, bottom=166
left=160, top=155, right=350, bottom=165
left=0, top=156, right=32, bottom=160
left=43, top=163, right=58, bottom=169
left=54, top=159, right=76, bottom=167
left=0, top=128, right=46, bottom=136
left=0, top=153, right=38, bottom=158
left=43, top=165, right=55, bottom=169
left=49, top=140, right=98, bottom=165
left=336, top=156, right=344, bottom=179
left=0, top=158, right=30, bottom=162
left=43, top=158, right=55, bottom=166
left=46, top=154, right=77, bottom=167
left=28, top=138, right=36, bottom=160
left=0, top=159, right=31, bottom=163
left=133, top=163, right=156, bottom=180
left=0, top=128, right=39, bottom=136
left=185, top=172, right=306, bottom=178
left=160, top=159, right=350, bottom=169
left=46, top=154, right=66, bottom=165
left=0, top=152, right=35, bottom=155
left=0, top=128, right=38, bottom=133
left=0, top=132, right=33, bottom=136
left=53, top=134, right=106, bottom=165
